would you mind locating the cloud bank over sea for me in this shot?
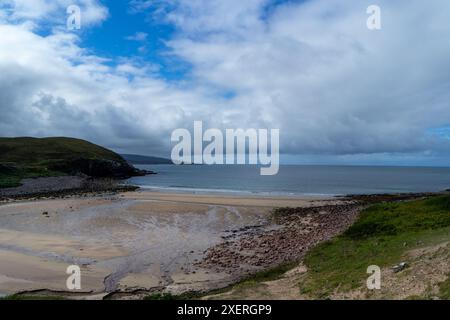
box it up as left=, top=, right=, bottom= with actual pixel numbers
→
left=1, top=0, right=450, bottom=165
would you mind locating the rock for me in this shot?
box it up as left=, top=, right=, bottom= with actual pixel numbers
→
left=49, top=157, right=151, bottom=179
left=392, top=262, right=408, bottom=273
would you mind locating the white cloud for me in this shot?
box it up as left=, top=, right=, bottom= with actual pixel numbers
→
left=126, top=32, right=148, bottom=42
left=164, top=0, right=267, bottom=35
left=162, top=0, right=450, bottom=155
left=1, top=0, right=450, bottom=161
left=0, top=22, right=221, bottom=155
left=0, top=0, right=108, bottom=28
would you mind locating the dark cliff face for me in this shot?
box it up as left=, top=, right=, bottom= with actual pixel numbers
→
left=48, top=158, right=149, bottom=179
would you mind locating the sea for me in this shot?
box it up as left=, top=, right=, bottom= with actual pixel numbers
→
left=127, top=165, right=450, bottom=196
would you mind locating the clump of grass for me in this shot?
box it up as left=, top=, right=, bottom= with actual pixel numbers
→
left=0, top=164, right=22, bottom=188
left=0, top=162, right=66, bottom=189
left=0, top=175, right=22, bottom=188
left=438, top=274, right=450, bottom=299
left=238, top=261, right=299, bottom=284
left=300, top=196, right=450, bottom=298
left=144, top=293, right=176, bottom=300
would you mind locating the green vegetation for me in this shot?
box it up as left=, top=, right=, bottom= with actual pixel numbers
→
left=144, top=293, right=177, bottom=300
left=300, top=196, right=450, bottom=298
left=144, top=291, right=216, bottom=300
left=0, top=164, right=62, bottom=188
left=233, top=261, right=299, bottom=284
left=0, top=137, right=123, bottom=164
left=0, top=137, right=130, bottom=188
left=438, top=274, right=450, bottom=299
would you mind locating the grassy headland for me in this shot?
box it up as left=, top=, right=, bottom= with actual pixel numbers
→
left=0, top=137, right=144, bottom=188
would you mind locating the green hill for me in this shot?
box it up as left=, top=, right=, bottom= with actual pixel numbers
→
left=0, top=137, right=144, bottom=188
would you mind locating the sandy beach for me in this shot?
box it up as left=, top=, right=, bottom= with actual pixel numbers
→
left=0, top=190, right=356, bottom=299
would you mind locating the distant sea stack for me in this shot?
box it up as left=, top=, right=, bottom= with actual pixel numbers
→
left=0, top=137, right=152, bottom=188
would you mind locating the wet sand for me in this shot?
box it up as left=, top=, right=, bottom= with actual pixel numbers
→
left=0, top=190, right=350, bottom=298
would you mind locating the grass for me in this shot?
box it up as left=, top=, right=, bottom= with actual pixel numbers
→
left=144, top=293, right=178, bottom=300
left=0, top=174, right=22, bottom=188
left=438, top=274, right=450, bottom=299
left=0, top=165, right=63, bottom=188
left=300, top=196, right=450, bottom=298
left=233, top=261, right=299, bottom=284
left=0, top=137, right=123, bottom=164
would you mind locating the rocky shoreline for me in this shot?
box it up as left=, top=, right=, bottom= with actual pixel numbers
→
left=195, top=192, right=445, bottom=282
left=0, top=176, right=140, bottom=202
left=196, top=203, right=364, bottom=279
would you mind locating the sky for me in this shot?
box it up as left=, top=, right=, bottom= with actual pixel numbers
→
left=0, top=0, right=450, bottom=166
